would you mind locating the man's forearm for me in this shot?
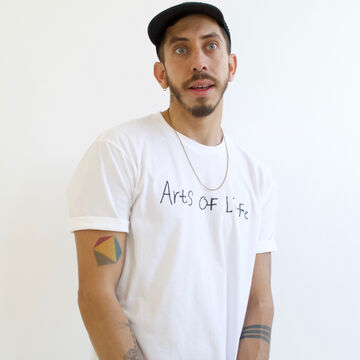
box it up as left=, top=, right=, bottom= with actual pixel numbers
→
left=78, top=289, right=144, bottom=360
left=236, top=301, right=274, bottom=360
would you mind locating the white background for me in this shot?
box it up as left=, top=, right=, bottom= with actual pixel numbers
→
left=1, top=0, right=359, bottom=359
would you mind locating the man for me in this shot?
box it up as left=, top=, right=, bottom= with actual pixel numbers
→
left=66, top=2, right=277, bottom=360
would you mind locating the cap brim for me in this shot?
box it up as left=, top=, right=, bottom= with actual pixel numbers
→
left=147, top=2, right=230, bottom=48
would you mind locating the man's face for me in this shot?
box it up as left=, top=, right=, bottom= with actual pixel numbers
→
left=161, top=14, right=234, bottom=117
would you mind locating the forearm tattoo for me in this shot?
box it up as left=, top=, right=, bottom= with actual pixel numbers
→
left=120, top=321, right=144, bottom=360
left=240, top=324, right=272, bottom=344
left=93, top=235, right=122, bottom=266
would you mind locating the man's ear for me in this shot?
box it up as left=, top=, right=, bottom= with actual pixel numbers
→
left=153, top=62, right=168, bottom=89
left=228, top=53, right=237, bottom=82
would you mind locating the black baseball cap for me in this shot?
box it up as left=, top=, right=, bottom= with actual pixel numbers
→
left=147, top=2, right=231, bottom=54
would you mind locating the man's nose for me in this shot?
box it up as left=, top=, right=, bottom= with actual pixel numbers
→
left=191, top=48, right=208, bottom=72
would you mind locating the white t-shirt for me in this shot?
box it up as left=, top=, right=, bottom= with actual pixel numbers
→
left=66, top=112, right=277, bottom=360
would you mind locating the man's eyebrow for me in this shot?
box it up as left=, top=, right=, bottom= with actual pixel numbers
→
left=201, top=32, right=222, bottom=41
left=168, top=32, right=222, bottom=45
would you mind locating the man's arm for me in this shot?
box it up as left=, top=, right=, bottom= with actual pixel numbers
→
left=74, top=229, right=144, bottom=360
left=236, top=252, right=274, bottom=360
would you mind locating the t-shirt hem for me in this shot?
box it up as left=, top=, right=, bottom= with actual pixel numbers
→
left=68, top=216, right=129, bottom=234
left=256, top=237, right=277, bottom=253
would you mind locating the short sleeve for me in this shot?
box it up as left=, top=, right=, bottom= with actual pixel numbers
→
left=256, top=168, right=278, bottom=253
left=66, top=137, right=136, bottom=233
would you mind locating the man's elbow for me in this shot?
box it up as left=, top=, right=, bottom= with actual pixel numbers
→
left=247, top=295, right=274, bottom=315
left=77, top=285, right=116, bottom=313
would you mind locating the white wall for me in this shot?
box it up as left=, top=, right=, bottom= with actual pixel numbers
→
left=1, top=0, right=359, bottom=359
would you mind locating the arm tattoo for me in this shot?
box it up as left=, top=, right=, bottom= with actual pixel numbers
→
left=240, top=324, right=272, bottom=344
left=93, top=235, right=122, bottom=266
left=121, top=321, right=144, bottom=360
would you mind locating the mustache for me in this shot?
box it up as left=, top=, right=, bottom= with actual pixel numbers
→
left=184, top=73, right=218, bottom=88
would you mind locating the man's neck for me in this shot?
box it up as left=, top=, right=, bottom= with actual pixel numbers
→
left=161, top=101, right=224, bottom=146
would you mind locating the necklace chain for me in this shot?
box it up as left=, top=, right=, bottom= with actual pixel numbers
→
left=167, top=109, right=229, bottom=191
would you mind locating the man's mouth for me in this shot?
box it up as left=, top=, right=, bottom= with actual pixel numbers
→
left=188, top=84, right=215, bottom=95
left=189, top=84, right=214, bottom=89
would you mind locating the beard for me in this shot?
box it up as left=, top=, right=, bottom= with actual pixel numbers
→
left=165, top=70, right=229, bottom=118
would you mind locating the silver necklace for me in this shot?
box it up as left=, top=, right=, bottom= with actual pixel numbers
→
left=167, top=109, right=229, bottom=191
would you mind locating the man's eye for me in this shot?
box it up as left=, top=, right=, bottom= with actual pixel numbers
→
left=208, top=43, right=218, bottom=50
left=175, top=47, right=187, bottom=54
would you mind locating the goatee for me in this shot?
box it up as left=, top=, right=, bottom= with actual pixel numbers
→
left=165, top=72, right=229, bottom=118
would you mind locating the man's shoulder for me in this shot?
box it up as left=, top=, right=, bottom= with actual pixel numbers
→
left=101, top=112, right=160, bottom=140
left=80, top=112, right=163, bottom=163
left=226, top=134, right=263, bottom=168
left=226, top=134, right=275, bottom=190
left=91, top=112, right=163, bottom=152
